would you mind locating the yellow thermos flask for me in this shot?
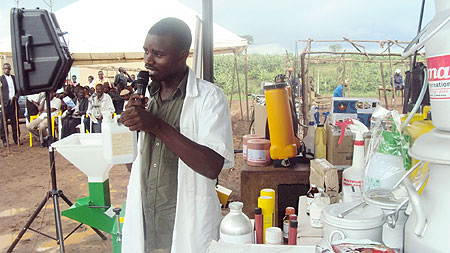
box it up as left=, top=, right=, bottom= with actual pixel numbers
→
left=264, top=82, right=297, bottom=162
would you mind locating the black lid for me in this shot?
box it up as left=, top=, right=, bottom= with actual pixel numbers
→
left=254, top=207, right=262, bottom=214
left=264, top=82, right=287, bottom=90
left=290, top=220, right=298, bottom=228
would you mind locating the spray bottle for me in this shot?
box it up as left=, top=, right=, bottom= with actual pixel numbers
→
left=314, top=111, right=330, bottom=159
left=304, top=106, right=318, bottom=154
left=336, top=119, right=369, bottom=202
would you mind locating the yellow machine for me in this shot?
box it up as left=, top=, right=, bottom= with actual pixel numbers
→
left=264, top=82, right=297, bottom=163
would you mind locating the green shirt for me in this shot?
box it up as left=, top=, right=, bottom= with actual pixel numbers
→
left=140, top=73, right=187, bottom=251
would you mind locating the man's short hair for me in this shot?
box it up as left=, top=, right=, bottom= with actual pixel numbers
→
left=72, top=75, right=76, bottom=78
left=3, top=63, right=11, bottom=67
left=148, top=17, right=192, bottom=51
left=98, top=70, right=103, bottom=74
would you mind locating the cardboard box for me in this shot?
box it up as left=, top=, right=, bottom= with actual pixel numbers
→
left=326, top=124, right=354, bottom=166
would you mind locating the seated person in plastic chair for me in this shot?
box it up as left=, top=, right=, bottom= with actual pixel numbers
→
left=26, top=90, right=62, bottom=147
left=84, top=83, right=115, bottom=133
left=61, top=86, right=89, bottom=138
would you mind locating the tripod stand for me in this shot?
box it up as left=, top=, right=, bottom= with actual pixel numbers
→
left=8, top=91, right=106, bottom=253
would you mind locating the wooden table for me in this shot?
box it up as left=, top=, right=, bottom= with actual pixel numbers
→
left=240, top=162, right=311, bottom=226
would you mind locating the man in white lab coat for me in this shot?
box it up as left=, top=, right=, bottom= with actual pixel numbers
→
left=120, top=17, right=234, bottom=253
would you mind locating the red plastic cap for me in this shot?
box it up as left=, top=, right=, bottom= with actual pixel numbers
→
left=285, top=207, right=295, bottom=215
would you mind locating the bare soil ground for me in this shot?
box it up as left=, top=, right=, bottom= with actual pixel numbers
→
left=0, top=97, right=403, bottom=252
left=0, top=101, right=247, bottom=253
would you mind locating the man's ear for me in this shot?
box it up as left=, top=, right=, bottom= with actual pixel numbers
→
left=179, top=49, right=189, bottom=60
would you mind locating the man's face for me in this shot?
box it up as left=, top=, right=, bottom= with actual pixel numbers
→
left=72, top=76, right=77, bottom=83
left=77, top=90, right=84, bottom=99
left=98, top=72, right=104, bottom=80
left=103, top=84, right=110, bottom=93
left=3, top=65, right=11, bottom=75
left=96, top=85, right=104, bottom=96
left=121, top=93, right=130, bottom=101
left=143, top=34, right=187, bottom=82
left=88, top=76, right=94, bottom=83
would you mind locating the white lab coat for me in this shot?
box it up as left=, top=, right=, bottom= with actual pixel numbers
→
left=122, top=68, right=234, bottom=253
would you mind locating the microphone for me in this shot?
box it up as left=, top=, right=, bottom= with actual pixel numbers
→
left=135, top=70, right=150, bottom=97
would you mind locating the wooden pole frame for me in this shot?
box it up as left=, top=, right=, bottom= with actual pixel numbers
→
left=233, top=51, right=244, bottom=120
left=380, top=62, right=389, bottom=110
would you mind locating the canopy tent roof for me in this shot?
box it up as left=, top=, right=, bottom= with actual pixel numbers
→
left=0, top=0, right=247, bottom=65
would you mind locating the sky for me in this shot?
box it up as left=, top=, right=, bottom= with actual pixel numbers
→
left=0, top=0, right=437, bottom=54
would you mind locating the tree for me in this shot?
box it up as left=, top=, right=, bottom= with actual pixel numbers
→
left=329, top=44, right=342, bottom=52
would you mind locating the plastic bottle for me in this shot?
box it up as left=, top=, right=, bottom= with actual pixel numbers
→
left=265, top=227, right=282, bottom=245
left=304, top=106, right=317, bottom=154
left=254, top=207, right=263, bottom=244
left=102, top=114, right=137, bottom=165
left=288, top=220, right=298, bottom=245
left=257, top=196, right=274, bottom=243
left=219, top=202, right=254, bottom=244
left=341, top=119, right=369, bottom=202
left=260, top=188, right=275, bottom=226
left=306, top=184, right=319, bottom=215
left=310, top=193, right=327, bottom=228
left=314, top=124, right=326, bottom=159
left=283, top=207, right=295, bottom=243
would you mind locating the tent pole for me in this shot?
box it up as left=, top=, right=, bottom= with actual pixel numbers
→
left=234, top=51, right=244, bottom=120
left=244, top=47, right=249, bottom=121
left=202, top=0, right=213, bottom=83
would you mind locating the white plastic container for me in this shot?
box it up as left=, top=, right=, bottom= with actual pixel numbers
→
left=363, top=188, right=408, bottom=252
left=102, top=115, right=137, bottom=165
left=265, top=227, right=282, bottom=245
left=304, top=121, right=315, bottom=154
left=219, top=202, right=254, bottom=244
left=310, top=193, right=327, bottom=228
left=363, top=152, right=404, bottom=191
left=321, top=202, right=385, bottom=246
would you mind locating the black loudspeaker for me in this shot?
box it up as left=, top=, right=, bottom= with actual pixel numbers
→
left=10, top=8, right=73, bottom=96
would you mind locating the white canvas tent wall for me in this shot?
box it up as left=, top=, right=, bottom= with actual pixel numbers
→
left=0, top=0, right=247, bottom=66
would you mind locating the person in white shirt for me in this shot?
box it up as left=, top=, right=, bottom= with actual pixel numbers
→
left=26, top=90, right=62, bottom=147
left=26, top=92, right=45, bottom=121
left=85, top=75, right=95, bottom=88
left=119, top=17, right=234, bottom=253
left=0, top=63, right=22, bottom=146
left=84, top=83, right=115, bottom=133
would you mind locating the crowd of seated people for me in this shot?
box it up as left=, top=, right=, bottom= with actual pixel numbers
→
left=26, top=68, right=136, bottom=146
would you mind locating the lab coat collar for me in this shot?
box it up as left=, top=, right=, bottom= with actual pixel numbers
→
left=185, top=67, right=199, bottom=98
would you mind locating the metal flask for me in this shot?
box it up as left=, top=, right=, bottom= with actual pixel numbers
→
left=219, top=202, right=254, bottom=244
